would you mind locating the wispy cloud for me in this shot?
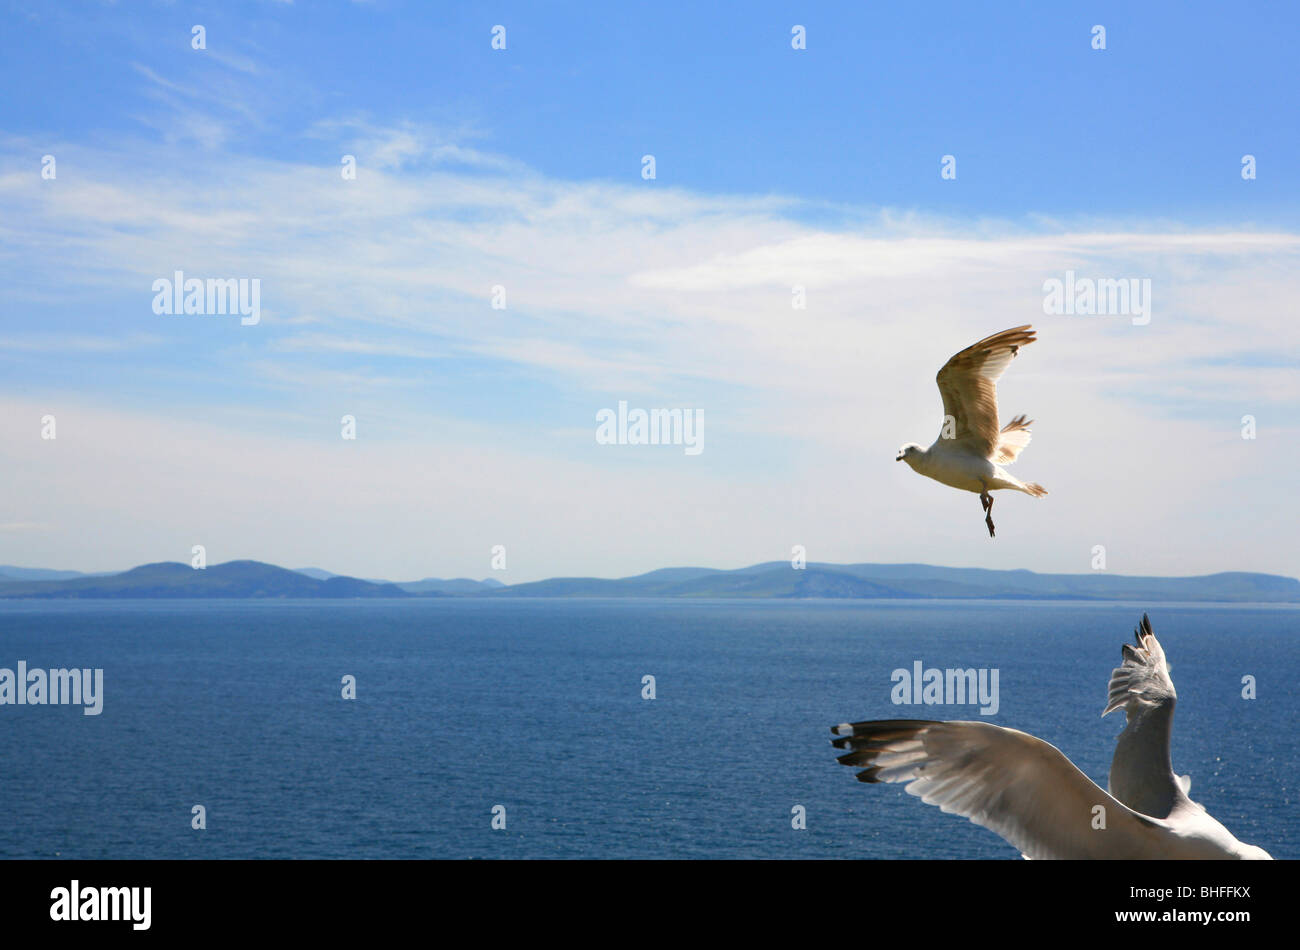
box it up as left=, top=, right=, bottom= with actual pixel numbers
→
left=270, top=333, right=444, bottom=359
left=0, top=333, right=164, bottom=353
left=2, top=120, right=1298, bottom=579
left=0, top=522, right=53, bottom=534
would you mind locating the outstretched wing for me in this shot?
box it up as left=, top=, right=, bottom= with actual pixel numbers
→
left=1102, top=614, right=1187, bottom=820
left=831, top=719, right=1169, bottom=859
left=935, top=325, right=1036, bottom=459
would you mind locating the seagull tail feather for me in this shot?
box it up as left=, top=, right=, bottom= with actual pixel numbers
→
left=994, top=415, right=1034, bottom=464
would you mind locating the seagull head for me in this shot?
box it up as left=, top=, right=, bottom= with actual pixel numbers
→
left=896, top=443, right=924, bottom=465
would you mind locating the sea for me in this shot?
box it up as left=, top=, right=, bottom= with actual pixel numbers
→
left=0, top=599, right=1294, bottom=859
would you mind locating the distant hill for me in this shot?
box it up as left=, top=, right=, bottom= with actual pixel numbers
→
left=396, top=577, right=506, bottom=595
left=294, top=567, right=504, bottom=594
left=0, top=561, right=412, bottom=599
left=1, top=559, right=1297, bottom=602
left=293, top=567, right=396, bottom=585
left=0, top=566, right=112, bottom=582
left=294, top=567, right=345, bottom=581
left=487, top=561, right=1300, bottom=603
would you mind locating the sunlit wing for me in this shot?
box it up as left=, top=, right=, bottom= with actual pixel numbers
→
left=935, top=325, right=1036, bottom=458
left=831, top=718, right=1171, bottom=859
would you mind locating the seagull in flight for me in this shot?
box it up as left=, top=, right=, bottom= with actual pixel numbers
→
left=896, top=325, right=1046, bottom=537
left=829, top=615, right=1272, bottom=859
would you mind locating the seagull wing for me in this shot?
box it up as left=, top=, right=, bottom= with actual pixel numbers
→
left=935, top=325, right=1036, bottom=458
left=831, top=719, right=1171, bottom=859
left=1102, top=614, right=1188, bottom=819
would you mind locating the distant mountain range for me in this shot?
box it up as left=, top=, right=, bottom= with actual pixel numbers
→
left=291, top=567, right=505, bottom=594
left=1, top=559, right=1298, bottom=602
left=0, top=562, right=406, bottom=598
left=490, top=562, right=1300, bottom=602
left=0, top=565, right=117, bottom=582
left=0, top=562, right=502, bottom=599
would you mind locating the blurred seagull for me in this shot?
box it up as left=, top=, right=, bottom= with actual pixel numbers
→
left=896, top=325, right=1046, bottom=537
left=829, top=615, right=1273, bottom=859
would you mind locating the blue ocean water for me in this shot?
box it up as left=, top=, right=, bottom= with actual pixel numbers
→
left=0, top=599, right=1294, bottom=859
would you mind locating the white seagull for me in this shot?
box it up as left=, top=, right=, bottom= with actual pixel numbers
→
left=830, top=615, right=1272, bottom=859
left=896, top=325, right=1046, bottom=537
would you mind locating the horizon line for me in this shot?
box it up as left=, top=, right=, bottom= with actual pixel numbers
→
left=2, top=557, right=1297, bottom=587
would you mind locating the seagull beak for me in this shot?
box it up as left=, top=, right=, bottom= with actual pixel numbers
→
left=895, top=454, right=904, bottom=462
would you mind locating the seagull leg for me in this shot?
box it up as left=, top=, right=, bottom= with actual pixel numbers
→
left=979, top=482, right=996, bottom=538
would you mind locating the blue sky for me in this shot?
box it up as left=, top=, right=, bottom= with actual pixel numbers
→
left=2, top=1, right=1298, bottom=581
left=6, top=2, right=1298, bottom=220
